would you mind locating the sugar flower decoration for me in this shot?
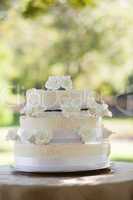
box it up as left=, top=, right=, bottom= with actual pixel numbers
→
left=34, top=129, right=52, bottom=145
left=78, top=127, right=97, bottom=143
left=91, top=102, right=112, bottom=117
left=13, top=128, right=53, bottom=144
left=45, top=76, right=72, bottom=90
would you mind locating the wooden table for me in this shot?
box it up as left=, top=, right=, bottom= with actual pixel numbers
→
left=0, top=162, right=133, bottom=200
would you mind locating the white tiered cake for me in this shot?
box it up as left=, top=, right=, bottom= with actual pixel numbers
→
left=7, top=76, right=112, bottom=172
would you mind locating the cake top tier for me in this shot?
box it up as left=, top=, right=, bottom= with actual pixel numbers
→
left=45, top=76, right=72, bottom=90
left=20, top=75, right=112, bottom=118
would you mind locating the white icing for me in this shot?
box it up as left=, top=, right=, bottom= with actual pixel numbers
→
left=22, top=88, right=47, bottom=116
left=87, top=97, right=96, bottom=108
left=14, top=142, right=110, bottom=172
left=60, top=97, right=81, bottom=117
left=26, top=88, right=41, bottom=107
left=45, top=76, right=72, bottom=90
left=21, top=105, right=47, bottom=117
left=21, top=105, right=33, bottom=115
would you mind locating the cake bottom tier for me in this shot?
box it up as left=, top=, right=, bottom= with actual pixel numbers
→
left=14, top=142, right=110, bottom=172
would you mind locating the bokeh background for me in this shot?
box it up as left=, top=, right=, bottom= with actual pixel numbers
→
left=0, top=0, right=133, bottom=165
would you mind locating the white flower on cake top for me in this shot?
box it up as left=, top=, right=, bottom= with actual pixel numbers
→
left=45, top=76, right=72, bottom=90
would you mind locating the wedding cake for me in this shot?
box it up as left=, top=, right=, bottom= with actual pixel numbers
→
left=7, top=76, right=112, bottom=172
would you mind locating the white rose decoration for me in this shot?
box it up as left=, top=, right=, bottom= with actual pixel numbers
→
left=45, top=76, right=73, bottom=90
left=45, top=76, right=61, bottom=90
left=61, top=76, right=72, bottom=90
left=79, top=127, right=97, bottom=143
left=19, top=129, right=35, bottom=143
left=95, top=103, right=112, bottom=117
left=34, top=129, right=52, bottom=145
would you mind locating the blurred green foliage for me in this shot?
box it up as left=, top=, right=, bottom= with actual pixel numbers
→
left=0, top=0, right=10, bottom=11
left=21, top=0, right=56, bottom=18
left=0, top=0, right=133, bottom=125
left=0, top=0, right=98, bottom=18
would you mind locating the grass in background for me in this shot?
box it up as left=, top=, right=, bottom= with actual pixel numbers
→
left=0, top=142, right=13, bottom=165
left=0, top=128, right=14, bottom=165
left=104, top=117, right=133, bottom=161
left=110, top=141, right=133, bottom=162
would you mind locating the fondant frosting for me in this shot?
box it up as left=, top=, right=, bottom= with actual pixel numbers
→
left=6, top=76, right=112, bottom=172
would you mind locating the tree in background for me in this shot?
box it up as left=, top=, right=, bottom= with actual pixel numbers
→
left=46, top=0, right=133, bottom=95
left=0, top=0, right=133, bottom=125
